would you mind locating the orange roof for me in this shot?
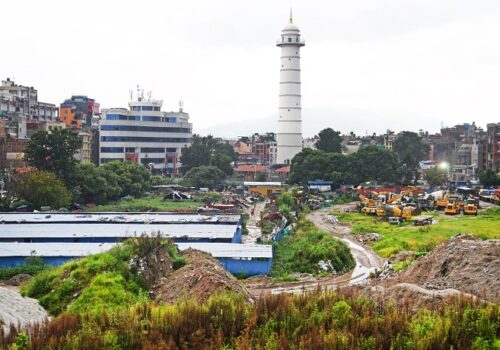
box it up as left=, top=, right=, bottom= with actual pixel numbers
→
left=275, top=166, right=291, bottom=173
left=234, top=165, right=268, bottom=172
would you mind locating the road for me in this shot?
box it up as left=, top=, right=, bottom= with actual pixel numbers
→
left=247, top=203, right=384, bottom=297
left=242, top=201, right=266, bottom=244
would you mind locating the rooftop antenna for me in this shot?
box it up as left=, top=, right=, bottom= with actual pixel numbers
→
left=129, top=89, right=133, bottom=101
left=179, top=100, right=184, bottom=112
left=136, top=85, right=141, bottom=101
left=289, top=8, right=293, bottom=23
left=147, top=91, right=152, bottom=100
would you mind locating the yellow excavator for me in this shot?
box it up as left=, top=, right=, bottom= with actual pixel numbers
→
left=359, top=194, right=378, bottom=215
left=463, top=199, right=478, bottom=215
left=444, top=197, right=461, bottom=215
left=436, top=194, right=449, bottom=210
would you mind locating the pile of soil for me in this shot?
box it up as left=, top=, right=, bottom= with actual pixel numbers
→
left=397, top=234, right=500, bottom=300
left=130, top=245, right=174, bottom=288
left=364, top=283, right=477, bottom=313
left=154, top=249, right=252, bottom=303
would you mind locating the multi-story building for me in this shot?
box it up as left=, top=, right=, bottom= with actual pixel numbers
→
left=383, top=130, right=398, bottom=151
left=59, top=95, right=100, bottom=129
left=99, top=93, right=192, bottom=174
left=0, top=78, right=58, bottom=123
left=485, top=123, right=500, bottom=172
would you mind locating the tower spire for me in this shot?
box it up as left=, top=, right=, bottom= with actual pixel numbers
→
left=289, top=8, right=293, bottom=23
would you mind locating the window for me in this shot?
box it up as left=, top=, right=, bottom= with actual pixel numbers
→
left=141, top=147, right=165, bottom=153
left=129, top=115, right=141, bottom=121
left=131, top=106, right=141, bottom=111
left=101, top=147, right=124, bottom=153
left=166, top=148, right=177, bottom=153
left=101, top=136, right=191, bottom=143
left=153, top=106, right=161, bottom=111
left=125, top=147, right=136, bottom=153
left=142, top=106, right=154, bottom=111
left=100, top=125, right=190, bottom=133
left=100, top=158, right=123, bottom=163
left=106, top=114, right=128, bottom=120
left=288, top=38, right=292, bottom=42
left=143, top=116, right=161, bottom=122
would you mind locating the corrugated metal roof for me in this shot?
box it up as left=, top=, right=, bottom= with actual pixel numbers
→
left=0, top=213, right=240, bottom=224
left=0, top=224, right=238, bottom=239
left=0, top=242, right=116, bottom=257
left=176, top=243, right=273, bottom=258
left=243, top=182, right=281, bottom=186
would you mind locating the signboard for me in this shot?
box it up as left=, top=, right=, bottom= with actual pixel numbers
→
left=6, top=152, right=25, bottom=160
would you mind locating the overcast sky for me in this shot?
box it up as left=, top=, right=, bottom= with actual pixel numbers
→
left=2, top=0, right=500, bottom=137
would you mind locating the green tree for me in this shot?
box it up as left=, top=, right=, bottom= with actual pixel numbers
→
left=478, top=169, right=500, bottom=187
left=100, top=161, right=151, bottom=198
left=74, top=164, right=110, bottom=204
left=353, top=145, right=403, bottom=184
left=18, top=170, right=71, bottom=209
left=392, top=132, right=430, bottom=184
left=315, top=128, right=343, bottom=153
left=184, top=166, right=225, bottom=189
left=24, top=129, right=82, bottom=185
left=180, top=135, right=236, bottom=175
left=423, top=166, right=449, bottom=187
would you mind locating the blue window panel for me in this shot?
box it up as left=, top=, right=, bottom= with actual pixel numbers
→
left=106, top=114, right=128, bottom=121
left=153, top=106, right=161, bottom=111
left=141, top=148, right=165, bottom=153
left=101, top=147, right=124, bottom=153
left=163, top=117, right=177, bottom=123
left=131, top=106, right=141, bottom=111
left=100, top=125, right=191, bottom=133
left=101, top=136, right=191, bottom=143
left=142, top=116, right=161, bottom=122
left=166, top=148, right=177, bottom=153
left=142, top=106, right=154, bottom=111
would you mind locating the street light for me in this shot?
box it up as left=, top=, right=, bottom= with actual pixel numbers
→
left=439, top=162, right=448, bottom=170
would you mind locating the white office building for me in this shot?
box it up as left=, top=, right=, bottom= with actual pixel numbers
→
left=99, top=94, right=192, bottom=175
left=276, top=12, right=305, bottom=165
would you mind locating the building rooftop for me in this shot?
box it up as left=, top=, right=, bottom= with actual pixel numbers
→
left=0, top=223, right=239, bottom=240
left=0, top=242, right=116, bottom=257
left=176, top=243, right=273, bottom=259
left=0, top=213, right=240, bottom=225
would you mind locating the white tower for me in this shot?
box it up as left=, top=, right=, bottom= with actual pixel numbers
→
left=276, top=10, right=305, bottom=165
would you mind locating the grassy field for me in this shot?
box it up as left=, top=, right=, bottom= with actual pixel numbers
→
left=332, top=207, right=500, bottom=258
left=87, top=195, right=203, bottom=212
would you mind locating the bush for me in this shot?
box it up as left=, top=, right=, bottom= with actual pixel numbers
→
left=270, top=220, right=355, bottom=278
left=0, top=255, right=48, bottom=280
left=17, top=170, right=71, bottom=210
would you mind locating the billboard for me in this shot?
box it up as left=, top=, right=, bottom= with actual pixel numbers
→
left=6, top=152, right=25, bottom=160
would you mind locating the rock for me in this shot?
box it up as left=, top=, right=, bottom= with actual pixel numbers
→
left=355, top=232, right=381, bottom=244
left=0, top=286, right=48, bottom=333
left=6, top=274, right=32, bottom=286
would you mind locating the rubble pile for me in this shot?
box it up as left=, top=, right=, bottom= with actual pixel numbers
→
left=154, top=249, right=252, bottom=303
left=397, top=234, right=500, bottom=300
left=354, top=232, right=381, bottom=244
left=364, top=283, right=477, bottom=313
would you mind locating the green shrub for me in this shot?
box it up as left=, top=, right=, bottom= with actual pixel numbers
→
left=270, top=220, right=355, bottom=278
left=0, top=255, right=48, bottom=280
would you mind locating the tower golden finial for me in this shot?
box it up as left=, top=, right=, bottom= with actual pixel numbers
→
left=289, top=8, right=293, bottom=23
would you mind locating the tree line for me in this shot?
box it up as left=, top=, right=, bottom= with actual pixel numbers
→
left=291, top=129, right=430, bottom=187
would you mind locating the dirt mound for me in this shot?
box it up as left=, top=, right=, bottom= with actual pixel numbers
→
left=154, top=249, right=252, bottom=303
left=364, top=283, right=477, bottom=312
left=130, top=245, right=174, bottom=288
left=398, top=234, right=500, bottom=300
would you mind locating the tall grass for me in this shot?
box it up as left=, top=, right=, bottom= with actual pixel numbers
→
left=1, top=289, right=497, bottom=349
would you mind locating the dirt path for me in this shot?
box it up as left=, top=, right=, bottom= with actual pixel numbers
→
left=247, top=203, right=384, bottom=297
left=243, top=201, right=266, bottom=244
